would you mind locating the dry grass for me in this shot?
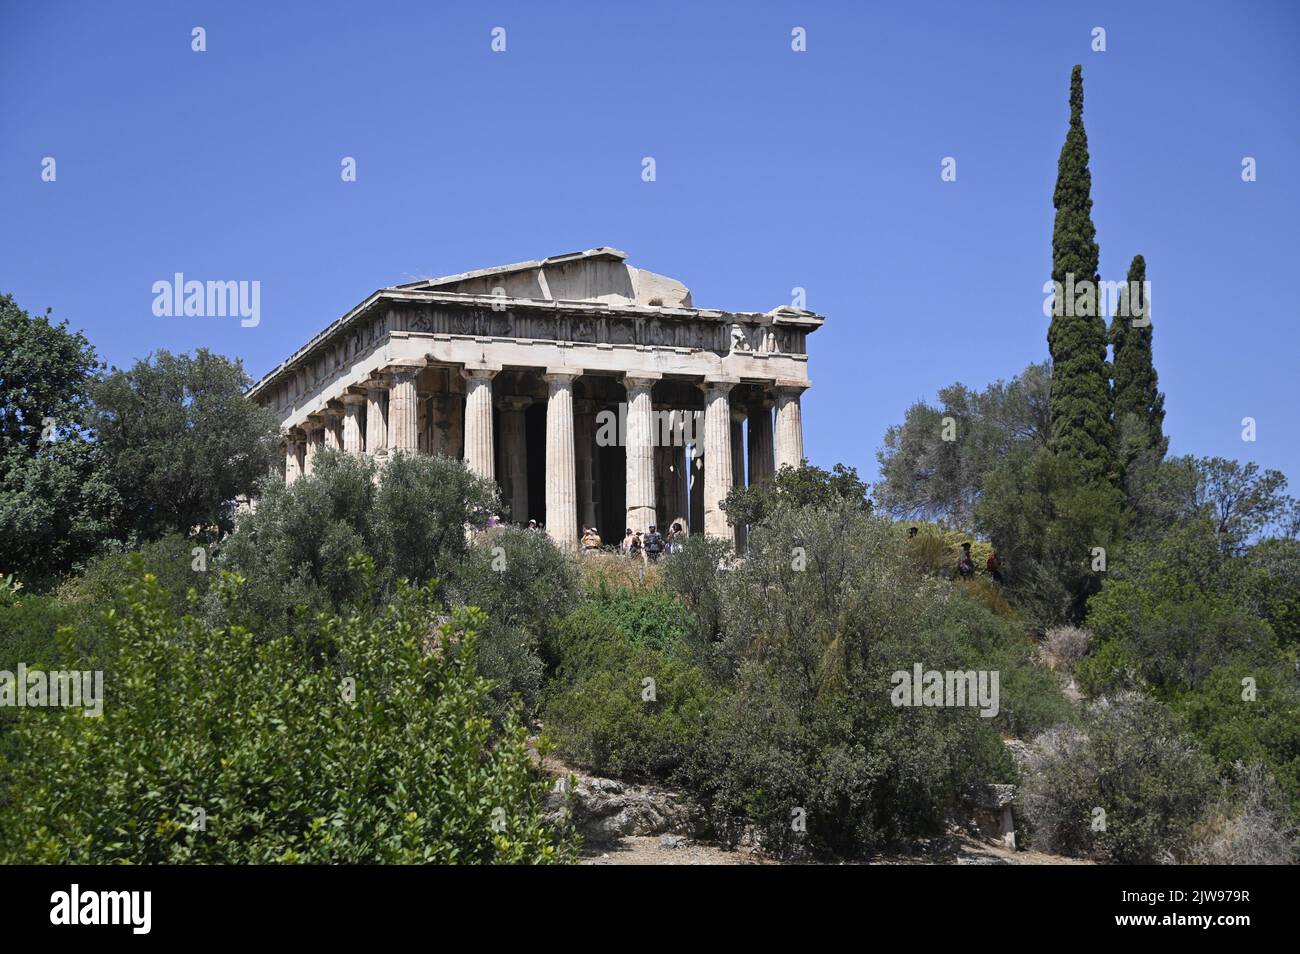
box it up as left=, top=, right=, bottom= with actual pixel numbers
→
left=578, top=549, right=665, bottom=592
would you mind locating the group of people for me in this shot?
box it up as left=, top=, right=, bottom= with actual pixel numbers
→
left=576, top=522, right=687, bottom=560
left=484, top=513, right=688, bottom=562
left=907, top=526, right=1004, bottom=584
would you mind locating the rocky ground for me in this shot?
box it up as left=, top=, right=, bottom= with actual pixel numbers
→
left=541, top=753, right=1089, bottom=866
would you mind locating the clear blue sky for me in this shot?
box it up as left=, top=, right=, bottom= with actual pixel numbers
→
left=3, top=1, right=1298, bottom=487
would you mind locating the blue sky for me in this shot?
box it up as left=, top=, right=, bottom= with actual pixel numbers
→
left=3, top=0, right=1298, bottom=487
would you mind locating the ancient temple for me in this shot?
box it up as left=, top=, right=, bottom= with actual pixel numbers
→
left=246, top=248, right=822, bottom=548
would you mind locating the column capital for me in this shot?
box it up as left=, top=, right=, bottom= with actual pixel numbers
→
left=700, top=378, right=738, bottom=397
left=498, top=395, right=532, bottom=412
left=365, top=375, right=389, bottom=392
left=543, top=367, right=582, bottom=384
left=774, top=379, right=809, bottom=395
left=341, top=392, right=367, bottom=406
left=387, top=365, right=422, bottom=384
left=462, top=366, right=501, bottom=381
left=623, top=372, right=661, bottom=392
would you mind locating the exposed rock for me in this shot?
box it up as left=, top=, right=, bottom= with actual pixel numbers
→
left=545, top=773, right=691, bottom=840
left=962, top=782, right=1018, bottom=850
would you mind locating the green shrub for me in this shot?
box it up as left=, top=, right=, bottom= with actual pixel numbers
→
left=449, top=526, right=580, bottom=722
left=1019, top=692, right=1215, bottom=863
left=0, top=570, right=575, bottom=864
left=1174, top=664, right=1300, bottom=818
left=542, top=602, right=717, bottom=782
left=584, top=584, right=693, bottom=654
left=681, top=502, right=1019, bottom=857
left=544, top=648, right=715, bottom=782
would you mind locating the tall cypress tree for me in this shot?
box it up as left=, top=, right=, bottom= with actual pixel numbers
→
left=1111, top=254, right=1167, bottom=456
left=1047, top=65, right=1115, bottom=481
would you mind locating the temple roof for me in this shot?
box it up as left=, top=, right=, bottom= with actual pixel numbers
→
left=246, top=249, right=823, bottom=399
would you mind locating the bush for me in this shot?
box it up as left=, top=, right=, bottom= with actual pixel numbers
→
left=1173, top=663, right=1300, bottom=818
left=213, top=450, right=501, bottom=636
left=1189, top=763, right=1298, bottom=865
left=1039, top=625, right=1092, bottom=672
left=0, top=570, right=575, bottom=864
left=679, top=502, right=1019, bottom=857
left=583, top=584, right=693, bottom=654
left=542, top=603, right=717, bottom=782
left=449, top=526, right=580, bottom=722
left=1018, top=692, right=1215, bottom=863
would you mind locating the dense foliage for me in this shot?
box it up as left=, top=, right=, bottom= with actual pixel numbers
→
left=0, top=571, right=573, bottom=864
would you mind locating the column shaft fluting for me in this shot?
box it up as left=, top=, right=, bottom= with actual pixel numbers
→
left=365, top=382, right=388, bottom=456
left=748, top=398, right=775, bottom=485
left=323, top=412, right=342, bottom=451
left=462, top=368, right=497, bottom=479
left=545, top=372, right=578, bottom=548
left=342, top=395, right=365, bottom=455
left=388, top=367, right=420, bottom=454
left=303, top=427, right=322, bottom=476
left=575, top=400, right=598, bottom=530
left=285, top=437, right=303, bottom=484
left=730, top=408, right=748, bottom=551
left=500, top=398, right=529, bottom=523
left=774, top=385, right=805, bottom=471
left=624, top=375, right=658, bottom=533
left=702, top=381, right=735, bottom=540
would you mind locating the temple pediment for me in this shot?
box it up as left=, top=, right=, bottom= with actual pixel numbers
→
left=396, top=247, right=693, bottom=308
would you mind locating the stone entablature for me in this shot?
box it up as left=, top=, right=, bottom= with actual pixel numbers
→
left=249, top=249, right=822, bottom=548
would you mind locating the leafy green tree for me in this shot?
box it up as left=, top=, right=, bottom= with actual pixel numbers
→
left=0, top=294, right=120, bottom=589
left=0, top=571, right=575, bottom=864
left=679, top=499, right=1051, bottom=856
left=91, top=349, right=279, bottom=540
left=875, top=363, right=1051, bottom=524
left=974, top=447, right=1125, bottom=626
left=722, top=461, right=870, bottom=531
left=1192, top=457, right=1292, bottom=554
left=1111, top=254, right=1166, bottom=460
left=1046, top=66, right=1115, bottom=481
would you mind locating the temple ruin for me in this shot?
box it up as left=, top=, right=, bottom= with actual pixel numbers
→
left=246, top=247, right=822, bottom=547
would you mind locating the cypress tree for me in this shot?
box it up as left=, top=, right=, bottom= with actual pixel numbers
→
left=1046, top=65, right=1115, bottom=481
left=1111, top=254, right=1167, bottom=456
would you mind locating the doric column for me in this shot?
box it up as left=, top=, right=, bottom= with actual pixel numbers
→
left=365, top=379, right=388, bottom=456
left=544, top=370, right=579, bottom=548
left=387, top=366, right=421, bottom=454
left=575, top=399, right=599, bottom=531
left=774, top=382, right=806, bottom=472
left=285, top=432, right=304, bottom=485
left=689, top=445, right=704, bottom=535
left=624, top=373, right=660, bottom=533
left=462, top=367, right=498, bottom=479
left=303, top=425, right=323, bottom=477
left=499, top=397, right=530, bottom=523
left=342, top=393, right=366, bottom=455
left=667, top=440, right=688, bottom=529
left=702, top=380, right=736, bottom=540
left=748, top=396, right=775, bottom=485
left=322, top=408, right=342, bottom=451
left=731, top=405, right=748, bottom=552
